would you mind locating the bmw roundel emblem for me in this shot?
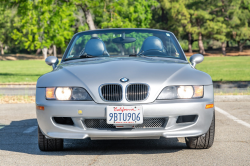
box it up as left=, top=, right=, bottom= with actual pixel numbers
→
left=120, top=77, right=129, bottom=83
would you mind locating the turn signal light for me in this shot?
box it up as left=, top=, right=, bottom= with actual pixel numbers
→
left=193, top=86, right=204, bottom=98
left=36, top=105, right=44, bottom=110
left=46, top=87, right=56, bottom=99
left=205, top=104, right=214, bottom=109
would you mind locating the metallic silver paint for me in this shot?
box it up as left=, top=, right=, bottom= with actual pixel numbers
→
left=37, top=58, right=212, bottom=104
left=36, top=29, right=214, bottom=140
left=45, top=56, right=59, bottom=70
left=36, top=85, right=214, bottom=139
left=190, top=54, right=204, bottom=68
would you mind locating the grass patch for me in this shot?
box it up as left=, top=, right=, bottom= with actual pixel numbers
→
left=0, top=95, right=35, bottom=104
left=195, top=56, right=250, bottom=81
left=0, top=60, right=51, bottom=83
left=0, top=56, right=250, bottom=83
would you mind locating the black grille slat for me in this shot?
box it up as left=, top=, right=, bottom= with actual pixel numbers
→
left=83, top=118, right=167, bottom=129
left=127, top=84, right=148, bottom=101
left=101, top=84, right=122, bottom=101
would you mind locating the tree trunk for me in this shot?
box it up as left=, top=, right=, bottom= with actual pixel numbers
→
left=0, top=46, right=4, bottom=55
left=119, top=44, right=125, bottom=55
left=0, top=43, right=4, bottom=55
left=221, top=42, right=226, bottom=56
left=53, top=45, right=57, bottom=57
left=198, top=32, right=205, bottom=54
left=36, top=49, right=41, bottom=55
left=188, top=33, right=192, bottom=53
left=82, top=4, right=96, bottom=30
left=48, top=47, right=53, bottom=56
left=238, top=41, right=246, bottom=52
left=42, top=47, right=48, bottom=59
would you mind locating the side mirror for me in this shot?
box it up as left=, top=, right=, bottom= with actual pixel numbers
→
left=189, top=54, right=204, bottom=68
left=45, top=56, right=59, bottom=70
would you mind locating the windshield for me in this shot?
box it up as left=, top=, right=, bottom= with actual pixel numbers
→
left=63, top=29, right=186, bottom=61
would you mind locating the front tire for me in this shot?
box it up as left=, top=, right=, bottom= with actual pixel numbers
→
left=185, top=112, right=215, bottom=149
left=38, top=126, right=63, bottom=151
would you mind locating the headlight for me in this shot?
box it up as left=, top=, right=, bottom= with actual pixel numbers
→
left=157, top=86, right=203, bottom=100
left=177, top=86, right=193, bottom=98
left=71, top=87, right=92, bottom=100
left=46, top=87, right=92, bottom=101
left=55, top=87, right=72, bottom=100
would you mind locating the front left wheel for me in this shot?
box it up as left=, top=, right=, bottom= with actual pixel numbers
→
left=38, top=126, right=63, bottom=151
left=185, top=112, right=215, bottom=149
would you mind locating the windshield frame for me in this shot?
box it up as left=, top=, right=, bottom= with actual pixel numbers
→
left=61, top=28, right=187, bottom=63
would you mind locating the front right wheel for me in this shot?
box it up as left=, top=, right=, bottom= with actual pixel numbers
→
left=38, top=126, right=63, bottom=151
left=185, top=112, right=215, bottom=149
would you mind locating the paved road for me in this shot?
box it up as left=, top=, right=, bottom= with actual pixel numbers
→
left=0, top=102, right=249, bottom=165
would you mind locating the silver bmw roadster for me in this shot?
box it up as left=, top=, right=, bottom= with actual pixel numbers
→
left=36, top=28, right=215, bottom=151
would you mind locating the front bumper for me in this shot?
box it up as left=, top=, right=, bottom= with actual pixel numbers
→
left=36, top=86, right=214, bottom=139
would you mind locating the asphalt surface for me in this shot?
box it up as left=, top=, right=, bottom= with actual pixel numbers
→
left=0, top=102, right=249, bottom=165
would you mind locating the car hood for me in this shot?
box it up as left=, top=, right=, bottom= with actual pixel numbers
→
left=37, top=57, right=212, bottom=103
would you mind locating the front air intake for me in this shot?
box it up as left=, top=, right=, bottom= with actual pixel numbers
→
left=126, top=84, right=149, bottom=101
left=100, top=84, right=122, bottom=101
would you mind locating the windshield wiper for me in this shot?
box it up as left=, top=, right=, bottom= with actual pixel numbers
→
left=79, top=53, right=97, bottom=58
left=63, top=54, right=98, bottom=62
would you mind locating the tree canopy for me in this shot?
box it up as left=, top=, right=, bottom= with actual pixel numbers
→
left=0, top=0, right=250, bottom=57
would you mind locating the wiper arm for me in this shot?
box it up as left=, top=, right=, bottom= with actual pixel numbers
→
left=79, top=53, right=97, bottom=58
left=63, top=54, right=98, bottom=62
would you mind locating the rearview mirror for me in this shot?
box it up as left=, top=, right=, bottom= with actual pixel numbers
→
left=189, top=54, right=204, bottom=68
left=45, top=56, right=59, bottom=70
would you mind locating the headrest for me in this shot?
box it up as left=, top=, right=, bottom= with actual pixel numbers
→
left=84, top=39, right=109, bottom=57
left=139, top=36, right=165, bottom=53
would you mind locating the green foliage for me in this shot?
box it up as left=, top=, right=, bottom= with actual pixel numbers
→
left=99, top=0, right=158, bottom=28
left=227, top=0, right=250, bottom=42
left=10, top=0, right=75, bottom=51
left=0, top=4, right=18, bottom=51
left=1, top=0, right=250, bottom=55
left=179, top=40, right=189, bottom=50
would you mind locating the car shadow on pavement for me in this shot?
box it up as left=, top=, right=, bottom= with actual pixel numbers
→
left=0, top=119, right=188, bottom=155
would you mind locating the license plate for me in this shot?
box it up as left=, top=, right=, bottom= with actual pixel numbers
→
left=106, top=106, right=143, bottom=124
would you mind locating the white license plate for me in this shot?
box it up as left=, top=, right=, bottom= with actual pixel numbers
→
left=106, top=106, right=143, bottom=124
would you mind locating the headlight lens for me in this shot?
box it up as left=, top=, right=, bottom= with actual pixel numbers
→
left=72, top=87, right=92, bottom=100
left=55, top=87, right=72, bottom=100
left=157, top=86, right=203, bottom=100
left=157, top=86, right=177, bottom=99
left=46, top=87, right=92, bottom=101
left=177, top=86, right=193, bottom=98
